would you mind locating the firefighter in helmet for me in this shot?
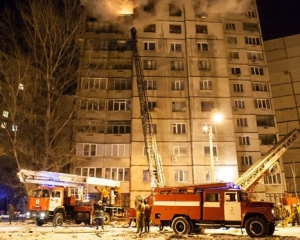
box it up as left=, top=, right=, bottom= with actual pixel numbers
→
left=135, top=195, right=145, bottom=234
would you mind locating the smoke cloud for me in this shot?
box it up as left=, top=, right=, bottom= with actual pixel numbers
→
left=80, top=0, right=251, bottom=24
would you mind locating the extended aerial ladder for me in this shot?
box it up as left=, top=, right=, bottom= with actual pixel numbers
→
left=18, top=169, right=120, bottom=188
left=130, top=27, right=165, bottom=188
left=234, top=128, right=300, bottom=190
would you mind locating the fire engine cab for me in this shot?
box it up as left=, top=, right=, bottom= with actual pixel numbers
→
left=151, top=182, right=279, bottom=238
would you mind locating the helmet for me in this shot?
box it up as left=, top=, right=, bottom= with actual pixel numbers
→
left=98, top=200, right=102, bottom=205
left=292, top=204, right=296, bottom=207
left=276, top=202, right=282, bottom=206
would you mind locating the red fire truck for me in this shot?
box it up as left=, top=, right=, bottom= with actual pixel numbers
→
left=151, top=182, right=279, bottom=238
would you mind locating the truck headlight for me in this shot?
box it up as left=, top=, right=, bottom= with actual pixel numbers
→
left=40, top=212, right=46, bottom=219
left=26, top=212, right=31, bottom=218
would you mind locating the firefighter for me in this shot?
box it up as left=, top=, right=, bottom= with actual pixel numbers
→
left=8, top=204, right=15, bottom=225
left=144, top=199, right=151, bottom=232
left=94, top=200, right=105, bottom=230
left=135, top=195, right=145, bottom=234
left=292, top=204, right=300, bottom=226
left=102, top=186, right=109, bottom=205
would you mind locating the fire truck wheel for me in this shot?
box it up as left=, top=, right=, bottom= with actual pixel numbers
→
left=245, top=216, right=267, bottom=238
left=103, top=212, right=111, bottom=224
left=267, top=224, right=275, bottom=235
left=35, top=218, right=44, bottom=226
left=171, top=217, right=191, bottom=234
left=52, top=213, right=64, bottom=227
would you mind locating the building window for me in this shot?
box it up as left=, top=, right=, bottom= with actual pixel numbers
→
left=231, top=67, right=241, bottom=75
left=198, top=60, right=211, bottom=70
left=77, top=122, right=104, bottom=133
left=245, top=36, right=260, bottom=45
left=173, top=146, right=187, bottom=157
left=202, top=123, right=216, bottom=134
left=252, top=82, right=268, bottom=92
left=204, top=146, right=218, bottom=157
left=144, top=24, right=156, bottom=32
left=247, top=51, right=263, bottom=61
left=259, top=134, right=277, bottom=145
left=201, top=101, right=214, bottom=111
left=264, top=173, right=282, bottom=185
left=143, top=170, right=150, bottom=182
left=200, top=80, right=212, bottom=90
left=172, top=80, right=184, bottom=90
left=246, top=10, right=257, bottom=18
left=243, top=22, right=259, bottom=31
left=171, top=61, right=184, bottom=71
left=225, top=23, right=236, bottom=30
left=83, top=144, right=97, bottom=156
left=196, top=25, right=208, bottom=33
left=105, top=168, right=130, bottom=181
left=171, top=42, right=182, bottom=51
left=172, top=102, right=185, bottom=112
left=229, top=51, right=239, bottom=59
left=146, top=80, right=157, bottom=90
left=144, top=41, right=156, bottom=50
left=233, top=83, right=244, bottom=92
left=107, top=121, right=131, bottom=134
left=107, top=99, right=131, bottom=111
left=173, top=123, right=186, bottom=134
left=234, top=100, right=245, bottom=109
left=111, top=144, right=126, bottom=157
left=143, top=60, right=156, bottom=70
left=80, top=100, right=106, bottom=111
left=108, top=78, right=132, bottom=90
left=169, top=4, right=182, bottom=16
left=239, top=136, right=250, bottom=145
left=75, top=167, right=102, bottom=178
left=81, top=77, right=107, bottom=90
left=256, top=115, right=275, bottom=127
left=241, top=156, right=253, bottom=165
left=254, top=99, right=271, bottom=109
left=170, top=24, right=182, bottom=33
left=12, top=125, right=18, bottom=132
left=237, top=117, right=248, bottom=126
left=148, top=101, right=157, bottom=111
left=250, top=66, right=264, bottom=75
left=197, top=42, right=209, bottom=51
left=175, top=170, right=188, bottom=183
left=1, top=122, right=7, bottom=129
left=228, top=36, right=237, bottom=44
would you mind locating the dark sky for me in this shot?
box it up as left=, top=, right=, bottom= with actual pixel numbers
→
left=0, top=0, right=300, bottom=41
left=256, top=0, right=300, bottom=40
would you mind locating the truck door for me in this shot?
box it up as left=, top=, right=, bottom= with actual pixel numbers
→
left=49, top=190, right=62, bottom=211
left=224, top=192, right=241, bottom=221
left=203, top=192, right=224, bottom=220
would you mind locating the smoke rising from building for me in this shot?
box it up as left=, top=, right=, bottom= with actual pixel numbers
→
left=81, top=0, right=251, bottom=21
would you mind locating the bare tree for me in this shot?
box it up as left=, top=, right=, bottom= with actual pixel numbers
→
left=0, top=0, right=87, bottom=185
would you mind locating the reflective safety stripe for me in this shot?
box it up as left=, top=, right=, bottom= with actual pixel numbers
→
left=153, top=201, right=200, bottom=206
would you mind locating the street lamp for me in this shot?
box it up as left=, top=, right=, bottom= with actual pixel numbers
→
left=203, top=113, right=223, bottom=182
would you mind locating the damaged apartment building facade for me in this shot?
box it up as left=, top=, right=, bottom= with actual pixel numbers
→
left=73, top=0, right=284, bottom=207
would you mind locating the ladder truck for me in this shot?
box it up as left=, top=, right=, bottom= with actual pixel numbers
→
left=150, top=128, right=300, bottom=237
left=17, top=169, right=120, bottom=227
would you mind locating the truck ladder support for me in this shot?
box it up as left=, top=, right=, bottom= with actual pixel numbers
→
left=234, top=128, right=300, bottom=190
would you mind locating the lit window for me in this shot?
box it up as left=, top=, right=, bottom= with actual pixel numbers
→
left=12, top=125, right=18, bottom=131
left=2, top=111, right=9, bottom=118
left=18, top=83, right=24, bottom=90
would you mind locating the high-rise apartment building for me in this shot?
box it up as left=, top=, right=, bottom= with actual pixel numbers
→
left=74, top=0, right=284, bottom=207
left=265, top=34, right=300, bottom=195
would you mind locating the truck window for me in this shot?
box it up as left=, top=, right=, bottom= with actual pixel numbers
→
left=225, top=192, right=236, bottom=202
left=205, top=193, right=220, bottom=202
left=52, top=191, right=60, bottom=198
left=239, top=192, right=249, bottom=202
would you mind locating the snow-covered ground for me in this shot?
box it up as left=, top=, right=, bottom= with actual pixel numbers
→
left=0, top=217, right=300, bottom=240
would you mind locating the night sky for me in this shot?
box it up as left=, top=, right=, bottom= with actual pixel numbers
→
left=0, top=0, right=300, bottom=40
left=256, top=0, right=300, bottom=40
